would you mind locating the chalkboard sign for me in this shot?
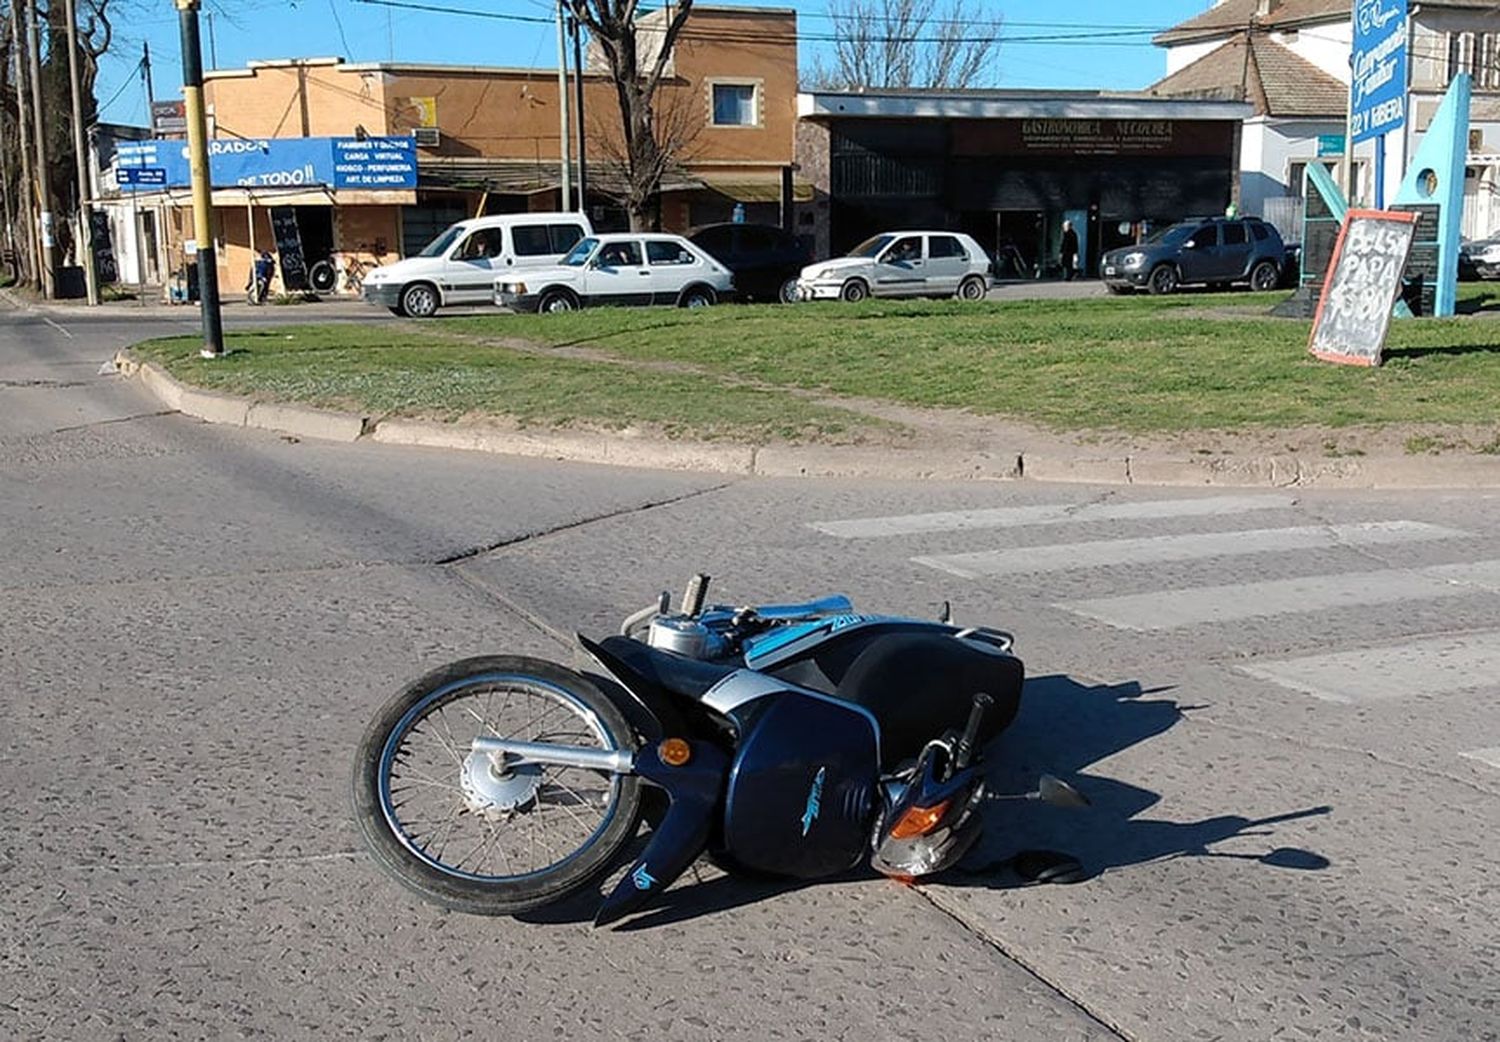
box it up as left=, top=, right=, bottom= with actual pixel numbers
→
left=270, top=206, right=308, bottom=291
left=1309, top=210, right=1419, bottom=367
left=89, top=211, right=118, bottom=285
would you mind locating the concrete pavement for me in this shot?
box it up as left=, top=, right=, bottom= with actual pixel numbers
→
left=4, top=299, right=1500, bottom=1041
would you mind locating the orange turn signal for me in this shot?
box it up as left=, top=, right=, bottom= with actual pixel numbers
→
left=657, top=737, right=692, bottom=767
left=888, top=800, right=951, bottom=840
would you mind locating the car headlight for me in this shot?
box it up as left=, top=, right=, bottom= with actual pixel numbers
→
left=1481, top=246, right=1500, bottom=261
left=1123, top=252, right=1146, bottom=268
left=498, top=282, right=525, bottom=294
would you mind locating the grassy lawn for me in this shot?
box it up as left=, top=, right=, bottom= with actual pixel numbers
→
left=444, top=288, right=1500, bottom=433
left=134, top=285, right=1500, bottom=443
left=131, top=327, right=885, bottom=443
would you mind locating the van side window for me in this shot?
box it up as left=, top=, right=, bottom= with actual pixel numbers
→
left=512, top=225, right=554, bottom=256
left=549, top=224, right=586, bottom=253
left=457, top=228, right=505, bottom=260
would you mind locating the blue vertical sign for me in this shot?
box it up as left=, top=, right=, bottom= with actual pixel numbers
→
left=1350, top=0, right=1408, bottom=144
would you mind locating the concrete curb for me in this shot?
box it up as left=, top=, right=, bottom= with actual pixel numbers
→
left=112, top=349, right=1500, bottom=489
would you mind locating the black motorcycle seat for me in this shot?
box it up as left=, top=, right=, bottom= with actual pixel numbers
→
left=596, top=635, right=739, bottom=701
left=834, top=632, right=1023, bottom=768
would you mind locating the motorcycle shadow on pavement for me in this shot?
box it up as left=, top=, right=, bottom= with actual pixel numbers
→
left=520, top=674, right=1331, bottom=929
left=953, top=673, right=1332, bottom=889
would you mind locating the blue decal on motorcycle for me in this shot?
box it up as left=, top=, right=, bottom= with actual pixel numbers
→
left=800, top=767, right=827, bottom=837
left=632, top=864, right=657, bottom=891
left=745, top=615, right=872, bottom=663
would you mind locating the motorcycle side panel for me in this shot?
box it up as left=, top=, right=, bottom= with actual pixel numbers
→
left=722, top=693, right=879, bottom=879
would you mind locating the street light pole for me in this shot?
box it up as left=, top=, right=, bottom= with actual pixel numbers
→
left=571, top=14, right=587, bottom=212
left=65, top=0, right=99, bottom=305
left=555, top=0, right=572, bottom=210
left=176, top=0, right=224, bottom=358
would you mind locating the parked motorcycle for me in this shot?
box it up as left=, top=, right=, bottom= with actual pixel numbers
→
left=351, top=575, right=1088, bottom=927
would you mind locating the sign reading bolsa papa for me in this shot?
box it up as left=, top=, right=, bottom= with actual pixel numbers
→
left=1309, top=209, right=1419, bottom=367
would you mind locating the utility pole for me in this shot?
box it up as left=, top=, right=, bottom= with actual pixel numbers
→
left=65, top=0, right=99, bottom=304
left=143, top=41, right=156, bottom=112
left=555, top=0, right=571, bottom=211
left=571, top=14, right=587, bottom=212
left=25, top=0, right=55, bottom=298
left=176, top=0, right=224, bottom=357
left=7, top=0, right=39, bottom=288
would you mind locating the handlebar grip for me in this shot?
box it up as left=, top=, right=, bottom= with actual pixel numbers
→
left=953, top=692, right=994, bottom=771
left=681, top=574, right=710, bottom=617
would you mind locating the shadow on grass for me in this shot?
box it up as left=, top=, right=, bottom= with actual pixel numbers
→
left=1385, top=342, right=1500, bottom=360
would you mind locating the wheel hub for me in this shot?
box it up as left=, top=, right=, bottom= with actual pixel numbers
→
left=460, top=751, right=543, bottom=818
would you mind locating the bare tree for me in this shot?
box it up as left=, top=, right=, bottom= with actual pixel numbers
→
left=811, top=0, right=1000, bottom=90
left=566, top=0, right=694, bottom=231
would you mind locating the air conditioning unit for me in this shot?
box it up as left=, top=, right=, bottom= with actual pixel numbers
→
left=414, top=126, right=441, bottom=148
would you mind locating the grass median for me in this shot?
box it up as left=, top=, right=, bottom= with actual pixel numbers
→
left=131, top=327, right=889, bottom=443
left=135, top=286, right=1500, bottom=448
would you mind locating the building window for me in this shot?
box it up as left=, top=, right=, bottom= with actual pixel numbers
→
left=711, top=83, right=758, bottom=127
left=1448, top=32, right=1500, bottom=89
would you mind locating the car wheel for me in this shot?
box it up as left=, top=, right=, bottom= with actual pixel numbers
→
left=1249, top=260, right=1279, bottom=292
left=539, top=289, right=578, bottom=314
left=840, top=278, right=869, bottom=303
left=679, top=285, right=716, bottom=308
left=1147, top=265, right=1179, bottom=296
left=400, top=282, right=440, bottom=318
left=956, top=275, right=987, bottom=301
left=778, top=278, right=799, bottom=304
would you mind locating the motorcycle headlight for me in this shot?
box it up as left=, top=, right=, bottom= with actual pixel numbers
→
left=871, top=785, right=985, bottom=879
left=1123, top=252, right=1146, bottom=268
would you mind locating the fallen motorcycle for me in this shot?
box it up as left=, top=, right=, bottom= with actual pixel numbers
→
left=351, top=575, right=1088, bottom=927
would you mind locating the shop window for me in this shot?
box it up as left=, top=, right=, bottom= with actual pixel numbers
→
left=712, top=83, right=758, bottom=127
left=929, top=235, right=966, bottom=259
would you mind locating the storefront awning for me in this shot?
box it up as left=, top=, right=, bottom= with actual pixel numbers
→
left=695, top=177, right=814, bottom=203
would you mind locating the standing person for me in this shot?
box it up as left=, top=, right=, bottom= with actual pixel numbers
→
left=249, top=250, right=276, bottom=304
left=1060, top=219, right=1079, bottom=281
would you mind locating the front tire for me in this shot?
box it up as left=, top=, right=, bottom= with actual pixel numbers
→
left=538, top=288, right=579, bottom=313
left=778, top=277, right=799, bottom=304
left=400, top=282, right=440, bottom=318
left=956, top=275, right=987, bottom=301
left=1148, top=264, right=1179, bottom=295
left=840, top=278, right=869, bottom=303
left=352, top=655, right=643, bottom=916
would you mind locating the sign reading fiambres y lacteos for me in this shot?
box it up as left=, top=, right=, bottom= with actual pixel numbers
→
left=1309, top=209, right=1419, bottom=367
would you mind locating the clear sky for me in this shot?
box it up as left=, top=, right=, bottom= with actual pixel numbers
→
left=95, top=0, right=1220, bottom=127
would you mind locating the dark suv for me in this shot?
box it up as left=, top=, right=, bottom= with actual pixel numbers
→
left=689, top=223, right=812, bottom=303
left=1101, top=217, right=1285, bottom=295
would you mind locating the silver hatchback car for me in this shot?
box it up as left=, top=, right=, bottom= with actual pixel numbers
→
left=796, top=231, right=992, bottom=302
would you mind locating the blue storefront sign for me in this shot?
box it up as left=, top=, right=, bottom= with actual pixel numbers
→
left=1317, top=134, right=1346, bottom=157
left=114, top=136, right=417, bottom=191
left=1350, top=0, right=1408, bottom=144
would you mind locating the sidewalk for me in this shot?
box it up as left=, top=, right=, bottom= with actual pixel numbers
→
left=0, top=284, right=377, bottom=321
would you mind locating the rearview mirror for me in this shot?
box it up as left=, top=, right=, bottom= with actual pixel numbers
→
left=1183, top=239, right=1198, bottom=250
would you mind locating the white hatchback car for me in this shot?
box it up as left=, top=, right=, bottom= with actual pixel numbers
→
left=495, top=233, right=734, bottom=313
left=797, top=231, right=992, bottom=302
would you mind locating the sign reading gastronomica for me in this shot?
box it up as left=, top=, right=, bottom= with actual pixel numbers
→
left=114, top=136, right=417, bottom=191
left=1350, top=0, right=1408, bottom=143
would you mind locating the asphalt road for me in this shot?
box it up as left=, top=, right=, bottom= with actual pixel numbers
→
left=3, top=303, right=1498, bottom=1041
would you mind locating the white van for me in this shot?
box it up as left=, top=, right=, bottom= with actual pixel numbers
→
left=361, top=211, right=594, bottom=317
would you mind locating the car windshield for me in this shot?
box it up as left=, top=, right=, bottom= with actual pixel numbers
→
left=418, top=224, right=466, bottom=258
left=847, top=235, right=895, bottom=258
left=1146, top=223, right=1199, bottom=246
left=561, top=237, right=598, bottom=266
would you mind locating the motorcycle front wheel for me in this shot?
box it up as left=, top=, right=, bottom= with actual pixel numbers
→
left=351, top=655, right=642, bottom=915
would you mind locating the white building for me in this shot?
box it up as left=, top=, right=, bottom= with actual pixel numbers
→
left=1149, top=0, right=1500, bottom=240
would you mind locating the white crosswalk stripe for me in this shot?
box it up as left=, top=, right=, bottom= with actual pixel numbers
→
left=1058, top=559, right=1500, bottom=631
left=1460, top=748, right=1500, bottom=770
left=913, top=521, right=1463, bottom=578
left=1237, top=632, right=1500, bottom=704
left=808, top=493, right=1299, bottom=538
